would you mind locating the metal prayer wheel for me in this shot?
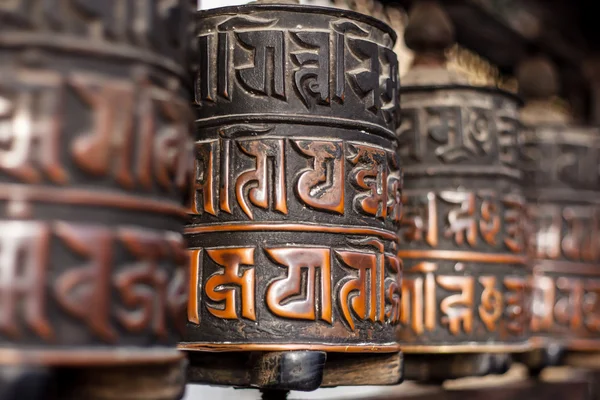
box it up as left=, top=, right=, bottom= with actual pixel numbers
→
left=516, top=56, right=600, bottom=372
left=0, top=1, right=194, bottom=398
left=396, top=1, right=529, bottom=381
left=183, top=3, right=403, bottom=391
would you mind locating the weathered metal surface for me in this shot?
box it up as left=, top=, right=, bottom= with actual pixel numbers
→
left=397, top=85, right=528, bottom=352
left=523, top=123, right=600, bottom=353
left=0, top=0, right=194, bottom=375
left=514, top=56, right=600, bottom=372
left=395, top=1, right=529, bottom=380
left=184, top=3, right=402, bottom=389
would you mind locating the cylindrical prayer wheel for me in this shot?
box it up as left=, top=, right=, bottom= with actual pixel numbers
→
left=517, top=57, right=600, bottom=371
left=0, top=1, right=194, bottom=398
left=184, top=3, right=403, bottom=390
left=396, top=1, right=529, bottom=381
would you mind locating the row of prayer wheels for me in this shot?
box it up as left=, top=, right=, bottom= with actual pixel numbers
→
left=0, top=0, right=598, bottom=398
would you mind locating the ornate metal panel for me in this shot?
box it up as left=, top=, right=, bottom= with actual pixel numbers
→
left=183, top=4, right=402, bottom=389
left=0, top=0, right=193, bottom=372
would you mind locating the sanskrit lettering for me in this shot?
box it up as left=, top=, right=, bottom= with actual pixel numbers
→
left=0, top=222, right=53, bottom=340
left=400, top=190, right=527, bottom=254
left=532, top=273, right=600, bottom=335
left=0, top=71, right=67, bottom=184
left=400, top=263, right=527, bottom=337
left=195, top=16, right=399, bottom=119
left=0, top=221, right=186, bottom=343
left=398, top=105, right=511, bottom=164
left=236, top=138, right=287, bottom=219
left=440, top=191, right=478, bottom=247
left=204, top=247, right=256, bottom=321
left=293, top=140, right=344, bottom=214
left=347, top=143, right=390, bottom=220
left=400, top=192, right=438, bottom=247
left=401, top=262, right=437, bottom=334
left=191, top=134, right=403, bottom=226
left=336, top=238, right=400, bottom=330
left=236, top=30, right=286, bottom=99
left=266, top=247, right=332, bottom=322
left=348, top=38, right=381, bottom=114
left=71, top=71, right=191, bottom=192
left=531, top=204, right=600, bottom=262
left=0, top=68, right=192, bottom=192
left=193, top=242, right=401, bottom=330
left=291, top=31, right=331, bottom=107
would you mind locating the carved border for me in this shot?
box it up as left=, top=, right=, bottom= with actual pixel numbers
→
left=398, top=250, right=528, bottom=265
left=179, top=342, right=401, bottom=353
left=0, top=183, right=187, bottom=217
left=401, top=343, right=531, bottom=354
left=197, top=4, right=398, bottom=42
left=195, top=113, right=398, bottom=143
left=186, top=222, right=398, bottom=241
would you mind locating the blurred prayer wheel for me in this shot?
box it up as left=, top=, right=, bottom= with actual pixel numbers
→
left=183, top=3, right=403, bottom=391
left=0, top=1, right=194, bottom=398
left=396, top=1, right=530, bottom=381
left=516, top=56, right=600, bottom=372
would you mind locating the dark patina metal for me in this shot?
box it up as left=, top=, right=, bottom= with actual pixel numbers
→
left=184, top=3, right=402, bottom=390
left=516, top=57, right=600, bottom=372
left=396, top=1, right=529, bottom=381
left=0, top=1, right=194, bottom=398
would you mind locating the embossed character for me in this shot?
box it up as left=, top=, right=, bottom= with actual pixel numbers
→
left=437, top=276, right=475, bottom=335
left=440, top=191, right=477, bottom=247
left=293, top=139, right=344, bottom=214
left=478, top=276, right=503, bottom=332
left=291, top=31, right=331, bottom=108
left=347, top=143, right=389, bottom=219
left=336, top=249, right=379, bottom=331
left=331, top=19, right=369, bottom=103
left=348, top=37, right=381, bottom=114
left=0, top=73, right=68, bottom=184
left=401, top=262, right=437, bottom=334
left=205, top=247, right=256, bottom=321
left=0, top=222, right=53, bottom=340
left=266, top=247, right=332, bottom=322
left=115, top=228, right=172, bottom=340
left=400, top=192, right=438, bottom=247
left=54, top=223, right=117, bottom=342
left=236, top=30, right=286, bottom=99
left=192, top=140, right=218, bottom=215
left=336, top=238, right=392, bottom=330
left=236, top=138, right=287, bottom=219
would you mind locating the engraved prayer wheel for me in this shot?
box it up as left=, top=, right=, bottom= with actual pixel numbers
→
left=516, top=56, right=600, bottom=372
left=184, top=3, right=403, bottom=391
left=396, top=1, right=529, bottom=381
left=0, top=1, right=194, bottom=398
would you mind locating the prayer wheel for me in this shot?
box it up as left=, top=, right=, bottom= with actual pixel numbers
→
left=516, top=56, right=600, bottom=372
left=0, top=1, right=194, bottom=398
left=183, top=3, right=403, bottom=391
left=396, top=1, right=529, bottom=381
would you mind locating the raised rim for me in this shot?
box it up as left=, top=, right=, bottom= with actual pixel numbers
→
left=401, top=84, right=523, bottom=105
left=179, top=342, right=401, bottom=353
left=196, top=3, right=398, bottom=44
left=400, top=342, right=531, bottom=354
